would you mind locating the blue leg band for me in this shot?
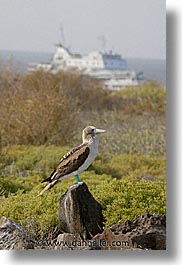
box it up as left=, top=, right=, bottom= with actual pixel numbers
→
left=75, top=175, right=83, bottom=183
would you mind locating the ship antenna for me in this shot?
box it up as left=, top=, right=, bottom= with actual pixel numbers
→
left=97, top=35, right=107, bottom=52
left=60, top=24, right=66, bottom=46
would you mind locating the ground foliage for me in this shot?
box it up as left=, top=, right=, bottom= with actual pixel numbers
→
left=0, top=69, right=166, bottom=240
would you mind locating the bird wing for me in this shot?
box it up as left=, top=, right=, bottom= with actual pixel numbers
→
left=42, top=143, right=90, bottom=183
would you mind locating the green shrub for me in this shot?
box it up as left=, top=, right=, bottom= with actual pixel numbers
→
left=1, top=145, right=70, bottom=174
left=0, top=175, right=25, bottom=196
left=93, top=154, right=166, bottom=180
left=0, top=146, right=166, bottom=239
left=92, top=178, right=166, bottom=227
left=0, top=172, right=111, bottom=239
left=110, top=82, right=166, bottom=114
left=0, top=173, right=44, bottom=196
left=1, top=146, right=166, bottom=182
left=0, top=172, right=166, bottom=239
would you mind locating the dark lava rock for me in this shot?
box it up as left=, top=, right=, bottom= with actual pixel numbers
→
left=93, top=212, right=166, bottom=250
left=0, top=216, right=34, bottom=250
left=58, top=182, right=103, bottom=240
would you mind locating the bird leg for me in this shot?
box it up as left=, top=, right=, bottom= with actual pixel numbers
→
left=75, top=175, right=83, bottom=184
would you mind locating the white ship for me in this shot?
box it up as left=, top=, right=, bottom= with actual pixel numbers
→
left=32, top=44, right=145, bottom=90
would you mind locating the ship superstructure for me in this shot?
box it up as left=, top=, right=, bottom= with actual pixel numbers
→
left=33, top=44, right=145, bottom=90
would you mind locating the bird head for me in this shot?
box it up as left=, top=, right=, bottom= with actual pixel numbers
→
left=82, top=126, right=106, bottom=142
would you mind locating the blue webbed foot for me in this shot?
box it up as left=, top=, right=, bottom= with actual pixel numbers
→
left=75, top=175, right=83, bottom=184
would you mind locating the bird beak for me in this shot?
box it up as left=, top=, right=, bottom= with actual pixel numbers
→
left=95, top=128, right=106, bottom=134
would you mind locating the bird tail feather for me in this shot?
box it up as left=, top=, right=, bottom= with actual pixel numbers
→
left=37, top=179, right=59, bottom=197
left=41, top=169, right=57, bottom=183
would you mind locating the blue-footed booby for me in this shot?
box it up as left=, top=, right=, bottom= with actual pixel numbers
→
left=38, top=126, right=106, bottom=196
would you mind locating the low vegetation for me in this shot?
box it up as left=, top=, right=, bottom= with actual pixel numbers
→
left=0, top=68, right=166, bottom=240
left=0, top=167, right=166, bottom=239
left=0, top=145, right=166, bottom=239
left=0, top=70, right=165, bottom=151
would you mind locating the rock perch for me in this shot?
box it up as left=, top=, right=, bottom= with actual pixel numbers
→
left=58, top=182, right=103, bottom=239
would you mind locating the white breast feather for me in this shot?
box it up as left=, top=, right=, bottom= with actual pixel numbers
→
left=61, top=138, right=99, bottom=179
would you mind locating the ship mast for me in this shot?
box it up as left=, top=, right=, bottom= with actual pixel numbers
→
left=56, top=24, right=66, bottom=47
left=60, top=24, right=66, bottom=46
left=97, top=35, right=107, bottom=52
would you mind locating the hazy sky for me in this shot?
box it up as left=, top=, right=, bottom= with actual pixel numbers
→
left=0, top=0, right=166, bottom=59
